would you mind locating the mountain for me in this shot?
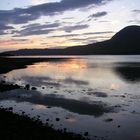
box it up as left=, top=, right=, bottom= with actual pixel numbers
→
left=1, top=25, right=140, bottom=56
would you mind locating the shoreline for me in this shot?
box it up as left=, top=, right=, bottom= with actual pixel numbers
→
left=0, top=107, right=85, bottom=140
left=0, top=57, right=86, bottom=140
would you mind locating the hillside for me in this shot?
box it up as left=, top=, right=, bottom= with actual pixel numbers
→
left=1, top=25, right=140, bottom=56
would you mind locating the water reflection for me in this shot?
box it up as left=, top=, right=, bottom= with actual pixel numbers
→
left=1, top=56, right=140, bottom=140
left=4, top=57, right=140, bottom=101
left=0, top=89, right=114, bottom=116
left=114, top=63, right=140, bottom=82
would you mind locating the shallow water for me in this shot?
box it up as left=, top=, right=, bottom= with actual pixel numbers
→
left=0, top=55, right=140, bottom=140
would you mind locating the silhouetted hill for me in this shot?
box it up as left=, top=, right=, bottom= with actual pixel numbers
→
left=1, top=25, right=140, bottom=55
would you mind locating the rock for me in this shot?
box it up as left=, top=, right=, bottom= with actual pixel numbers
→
left=121, top=95, right=126, bottom=98
left=132, top=110, right=136, bottom=113
left=84, top=132, right=88, bottom=136
left=47, top=106, right=51, bottom=109
left=9, top=107, right=13, bottom=111
left=22, top=111, right=25, bottom=114
left=56, top=118, right=60, bottom=121
left=105, top=118, right=113, bottom=122
left=0, top=83, right=21, bottom=92
left=25, top=84, right=30, bottom=90
left=46, top=119, right=49, bottom=122
left=17, top=96, right=20, bottom=98
left=1, top=80, right=5, bottom=84
left=118, top=125, right=120, bottom=128
left=31, top=87, right=37, bottom=90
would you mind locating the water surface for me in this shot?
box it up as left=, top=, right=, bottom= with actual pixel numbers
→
left=0, top=55, right=140, bottom=140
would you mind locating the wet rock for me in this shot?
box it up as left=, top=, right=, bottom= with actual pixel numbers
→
left=131, top=110, right=136, bottom=114
left=94, top=92, right=107, bottom=97
left=1, top=80, right=5, bottom=84
left=84, top=132, right=88, bottom=136
left=46, top=119, right=49, bottom=122
left=31, top=87, right=37, bottom=90
left=0, top=83, right=21, bottom=92
left=105, top=118, right=113, bottom=122
left=9, top=107, right=13, bottom=111
left=22, top=111, right=25, bottom=114
left=25, top=84, right=30, bottom=90
left=114, top=105, right=121, bottom=108
left=121, top=95, right=126, bottom=98
left=17, top=96, right=20, bottom=98
left=47, top=106, right=51, bottom=109
left=56, top=118, right=60, bottom=121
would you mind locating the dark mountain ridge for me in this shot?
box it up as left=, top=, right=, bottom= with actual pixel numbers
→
left=1, top=25, right=140, bottom=56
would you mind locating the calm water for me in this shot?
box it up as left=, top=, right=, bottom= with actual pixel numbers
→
left=0, top=55, right=140, bottom=140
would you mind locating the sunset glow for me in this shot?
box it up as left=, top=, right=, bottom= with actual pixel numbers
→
left=0, top=0, right=140, bottom=52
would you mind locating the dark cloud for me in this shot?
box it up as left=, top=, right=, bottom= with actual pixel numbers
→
left=0, top=0, right=111, bottom=25
left=88, top=11, right=107, bottom=20
left=132, top=9, right=140, bottom=14
left=22, top=23, right=41, bottom=29
left=83, top=31, right=114, bottom=35
left=14, top=29, right=53, bottom=37
left=0, top=24, right=14, bottom=30
left=49, top=33, right=79, bottom=38
left=128, top=19, right=140, bottom=24
left=99, top=20, right=109, bottom=23
left=0, top=24, right=14, bottom=35
left=22, top=23, right=60, bottom=29
left=49, top=31, right=113, bottom=39
left=77, top=11, right=108, bottom=24
left=13, top=23, right=60, bottom=36
left=0, top=31, right=7, bottom=35
left=62, top=24, right=89, bottom=32
left=70, top=38, right=85, bottom=42
left=69, top=35, right=112, bottom=44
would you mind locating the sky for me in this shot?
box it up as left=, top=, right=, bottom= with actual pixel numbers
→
left=0, top=0, right=140, bottom=52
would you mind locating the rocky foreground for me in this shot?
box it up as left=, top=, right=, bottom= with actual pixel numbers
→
left=0, top=107, right=86, bottom=140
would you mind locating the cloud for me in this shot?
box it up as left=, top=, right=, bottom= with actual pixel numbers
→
left=22, top=23, right=60, bottom=30
left=62, top=24, right=89, bottom=32
left=13, top=22, right=88, bottom=36
left=0, top=24, right=14, bottom=35
left=19, top=29, right=53, bottom=36
left=132, top=9, right=140, bottom=14
left=49, top=33, right=79, bottom=38
left=49, top=31, right=113, bottom=38
left=0, top=39, right=28, bottom=45
left=83, top=31, right=113, bottom=35
left=128, top=20, right=140, bottom=24
left=31, top=0, right=49, bottom=5
left=0, top=0, right=111, bottom=25
left=88, top=11, right=107, bottom=20
left=13, top=23, right=60, bottom=36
